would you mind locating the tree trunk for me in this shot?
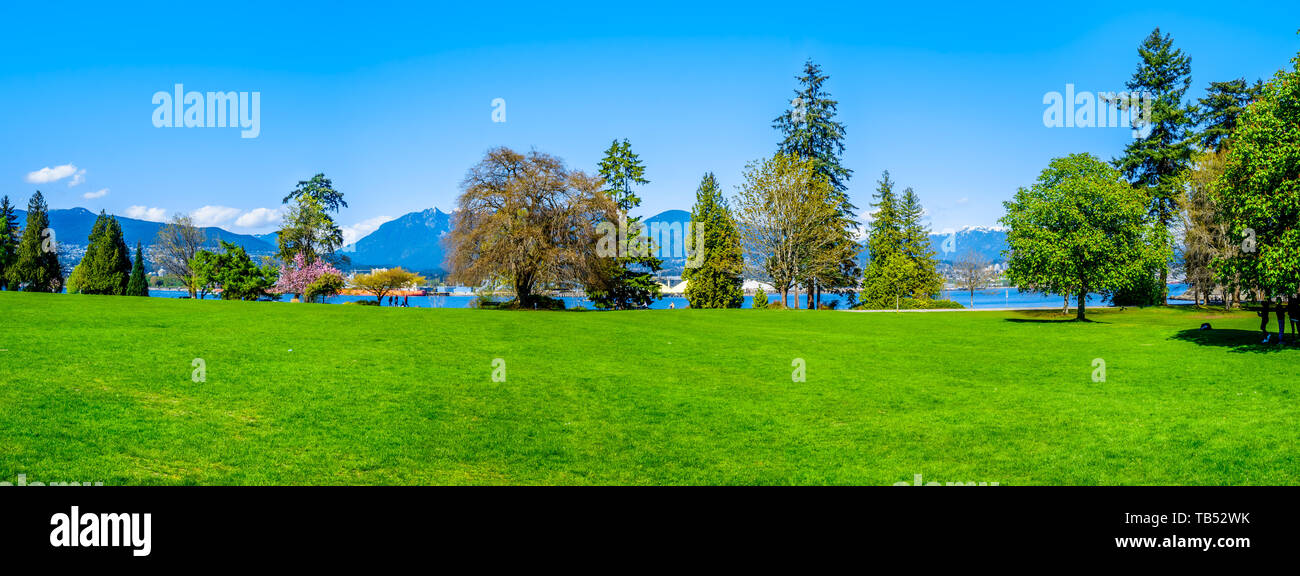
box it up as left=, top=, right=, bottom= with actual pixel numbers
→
left=1062, top=294, right=1069, bottom=315
left=1160, top=268, right=1168, bottom=306
left=806, top=280, right=814, bottom=310
left=792, top=284, right=799, bottom=309
left=1076, top=290, right=1087, bottom=321
left=969, top=289, right=975, bottom=309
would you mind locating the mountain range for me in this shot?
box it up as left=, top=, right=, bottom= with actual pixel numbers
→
left=14, top=207, right=275, bottom=259
left=12, top=206, right=1008, bottom=274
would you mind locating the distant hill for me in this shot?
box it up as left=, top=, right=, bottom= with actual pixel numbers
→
left=14, top=207, right=276, bottom=268
left=346, top=208, right=454, bottom=273
left=858, top=226, right=1008, bottom=269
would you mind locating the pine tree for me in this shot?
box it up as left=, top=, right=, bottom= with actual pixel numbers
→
left=588, top=139, right=662, bottom=309
left=0, top=195, right=18, bottom=290
left=1196, top=78, right=1263, bottom=152
left=69, top=211, right=132, bottom=295
left=126, top=241, right=149, bottom=296
left=773, top=59, right=859, bottom=306
left=860, top=172, right=905, bottom=308
left=684, top=173, right=744, bottom=308
left=7, top=191, right=63, bottom=292
left=1113, top=28, right=1197, bottom=305
left=898, top=187, right=942, bottom=299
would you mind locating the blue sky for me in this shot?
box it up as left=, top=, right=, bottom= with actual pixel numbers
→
left=2, top=2, right=1297, bottom=243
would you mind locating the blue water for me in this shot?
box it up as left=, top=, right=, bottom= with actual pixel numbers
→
left=147, top=284, right=1191, bottom=310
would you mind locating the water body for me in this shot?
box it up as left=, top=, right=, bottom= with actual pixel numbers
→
left=147, top=284, right=1191, bottom=310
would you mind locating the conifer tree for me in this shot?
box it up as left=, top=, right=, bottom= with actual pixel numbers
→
left=898, top=187, right=942, bottom=299
left=588, top=138, right=662, bottom=309
left=126, top=241, right=149, bottom=296
left=0, top=195, right=18, bottom=290
left=773, top=59, right=859, bottom=306
left=7, top=191, right=63, bottom=292
left=684, top=173, right=744, bottom=308
left=1196, top=78, right=1263, bottom=152
left=70, top=211, right=131, bottom=295
left=1113, top=28, right=1197, bottom=305
left=860, top=172, right=905, bottom=308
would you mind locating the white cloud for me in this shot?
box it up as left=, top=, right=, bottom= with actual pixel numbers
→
left=342, top=215, right=394, bottom=246
left=68, top=168, right=86, bottom=187
left=25, top=164, right=80, bottom=184
left=191, top=205, right=242, bottom=227
left=234, top=207, right=281, bottom=228
left=83, top=188, right=109, bottom=199
left=125, top=206, right=167, bottom=222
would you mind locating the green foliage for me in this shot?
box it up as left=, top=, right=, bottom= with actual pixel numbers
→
left=1196, top=78, right=1263, bottom=152
left=1001, top=153, right=1168, bottom=320
left=303, top=271, right=344, bottom=303
left=588, top=139, right=662, bottom=309
left=752, top=286, right=768, bottom=309
left=70, top=211, right=132, bottom=295
left=684, top=173, right=744, bottom=308
left=899, top=298, right=964, bottom=310
left=861, top=174, right=941, bottom=307
left=1113, top=28, right=1197, bottom=300
left=195, top=241, right=275, bottom=301
left=772, top=59, right=860, bottom=290
left=125, top=242, right=149, bottom=297
left=278, top=176, right=345, bottom=265
left=1215, top=53, right=1300, bottom=299
left=7, top=191, right=64, bottom=293
left=190, top=250, right=220, bottom=300
left=0, top=196, right=17, bottom=290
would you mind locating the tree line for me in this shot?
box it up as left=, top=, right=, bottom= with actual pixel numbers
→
left=1002, top=28, right=1300, bottom=320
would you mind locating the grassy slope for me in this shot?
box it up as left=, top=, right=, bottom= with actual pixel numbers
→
left=1, top=291, right=1296, bottom=485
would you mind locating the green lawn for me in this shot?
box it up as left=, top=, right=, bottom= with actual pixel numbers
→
left=1, top=291, right=1296, bottom=485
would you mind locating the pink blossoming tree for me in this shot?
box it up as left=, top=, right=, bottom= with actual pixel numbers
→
left=272, top=253, right=342, bottom=301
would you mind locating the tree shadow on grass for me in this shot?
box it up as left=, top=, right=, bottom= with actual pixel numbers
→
left=1170, top=328, right=1296, bottom=354
left=1003, top=310, right=1108, bottom=324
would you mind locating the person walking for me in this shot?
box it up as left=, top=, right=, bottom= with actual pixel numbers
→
left=1275, top=297, right=1287, bottom=346
left=1289, top=296, right=1299, bottom=344
left=1259, top=299, right=1272, bottom=343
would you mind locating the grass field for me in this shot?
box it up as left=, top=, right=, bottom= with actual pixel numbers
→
left=1, top=291, right=1297, bottom=485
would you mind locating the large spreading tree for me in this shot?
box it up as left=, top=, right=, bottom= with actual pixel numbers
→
left=1214, top=52, right=1300, bottom=300
left=1113, top=28, right=1197, bottom=305
left=683, top=173, right=744, bottom=308
left=1001, top=153, right=1166, bottom=321
left=773, top=59, right=859, bottom=307
left=7, top=191, right=63, bottom=292
left=587, top=139, right=662, bottom=309
left=732, top=154, right=841, bottom=309
left=446, top=147, right=614, bottom=308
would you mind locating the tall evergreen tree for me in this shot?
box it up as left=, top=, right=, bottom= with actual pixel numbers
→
left=1195, top=78, right=1263, bottom=152
left=588, top=138, right=662, bottom=309
left=683, top=173, right=744, bottom=308
left=898, top=187, right=942, bottom=299
left=7, top=191, right=63, bottom=292
left=773, top=59, right=859, bottom=306
left=126, top=241, right=149, bottom=296
left=860, top=172, right=906, bottom=307
left=0, top=195, right=18, bottom=290
left=69, top=211, right=131, bottom=295
left=1113, top=28, right=1197, bottom=304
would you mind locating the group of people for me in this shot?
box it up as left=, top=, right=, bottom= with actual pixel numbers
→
left=386, top=295, right=410, bottom=307
left=1258, top=297, right=1300, bottom=344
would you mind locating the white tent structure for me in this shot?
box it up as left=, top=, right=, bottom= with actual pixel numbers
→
left=741, top=279, right=775, bottom=292
left=662, top=280, right=689, bottom=294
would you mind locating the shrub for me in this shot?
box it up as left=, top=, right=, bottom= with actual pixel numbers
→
left=345, top=299, right=379, bottom=306
left=752, top=288, right=768, bottom=309
left=766, top=300, right=787, bottom=310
